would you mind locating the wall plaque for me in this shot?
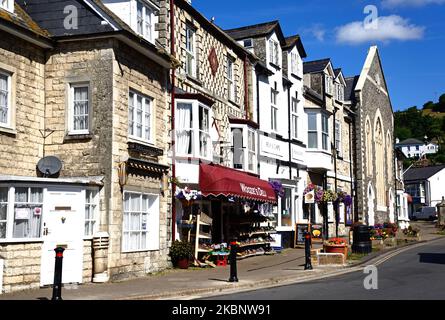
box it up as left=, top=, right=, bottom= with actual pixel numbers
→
left=208, top=47, right=219, bottom=76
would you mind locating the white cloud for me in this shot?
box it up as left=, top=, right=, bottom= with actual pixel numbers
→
left=336, top=15, right=425, bottom=45
left=382, top=0, right=445, bottom=7
left=302, top=24, right=326, bottom=42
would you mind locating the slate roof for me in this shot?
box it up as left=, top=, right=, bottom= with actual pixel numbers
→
left=0, top=3, right=51, bottom=38
left=224, top=20, right=285, bottom=43
left=345, top=76, right=359, bottom=101
left=303, top=58, right=330, bottom=74
left=404, top=165, right=445, bottom=182
left=334, top=68, right=342, bottom=77
left=283, top=35, right=307, bottom=58
left=397, top=138, right=424, bottom=145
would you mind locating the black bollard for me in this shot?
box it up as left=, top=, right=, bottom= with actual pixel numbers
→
left=228, top=241, right=239, bottom=282
left=52, top=247, right=65, bottom=300
left=304, top=232, right=313, bottom=270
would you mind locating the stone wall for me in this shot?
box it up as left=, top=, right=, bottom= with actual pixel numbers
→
left=0, top=242, right=42, bottom=293
left=0, top=31, right=46, bottom=177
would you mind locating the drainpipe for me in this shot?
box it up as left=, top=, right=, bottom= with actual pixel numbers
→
left=348, top=120, right=354, bottom=224
left=287, top=88, right=292, bottom=180
left=256, top=69, right=261, bottom=175
left=244, top=54, right=249, bottom=120
left=170, top=0, right=177, bottom=242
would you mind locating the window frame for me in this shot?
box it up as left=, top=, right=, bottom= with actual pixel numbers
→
left=268, top=39, right=280, bottom=66
left=335, top=119, right=342, bottom=157
left=229, top=124, right=257, bottom=174
left=84, top=188, right=100, bottom=239
left=185, top=24, right=197, bottom=78
left=0, top=185, right=44, bottom=243
left=270, top=87, right=278, bottom=133
left=226, top=56, right=236, bottom=102
left=0, top=0, right=13, bottom=12
left=290, top=51, right=299, bottom=75
left=175, top=99, right=212, bottom=160
left=321, top=113, right=329, bottom=151
left=128, top=89, right=153, bottom=145
left=122, top=191, right=159, bottom=253
left=307, top=112, right=318, bottom=149
left=136, top=0, right=155, bottom=42
left=0, top=70, right=11, bottom=129
left=68, top=83, right=91, bottom=135
left=291, top=97, right=298, bottom=140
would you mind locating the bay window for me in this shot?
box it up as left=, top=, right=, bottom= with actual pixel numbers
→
left=0, top=71, right=10, bottom=127
left=322, top=114, right=329, bottom=151
left=247, top=130, right=256, bottom=172
left=0, top=187, right=7, bottom=239
left=129, top=90, right=152, bottom=143
left=175, top=100, right=212, bottom=160
left=185, top=25, right=196, bottom=77
left=307, top=113, right=318, bottom=148
left=123, top=192, right=159, bottom=252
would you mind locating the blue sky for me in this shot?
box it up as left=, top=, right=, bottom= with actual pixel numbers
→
left=192, top=0, right=445, bottom=111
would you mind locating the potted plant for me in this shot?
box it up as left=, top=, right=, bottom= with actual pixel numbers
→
left=169, top=240, right=194, bottom=269
left=323, top=237, right=348, bottom=257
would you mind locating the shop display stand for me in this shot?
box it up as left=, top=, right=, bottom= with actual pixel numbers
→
left=189, top=213, right=213, bottom=261
left=234, top=217, right=276, bottom=260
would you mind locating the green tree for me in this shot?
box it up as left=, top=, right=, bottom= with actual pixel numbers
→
left=423, top=101, right=435, bottom=110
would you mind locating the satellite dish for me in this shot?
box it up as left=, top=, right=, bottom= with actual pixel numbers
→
left=37, top=156, right=62, bottom=177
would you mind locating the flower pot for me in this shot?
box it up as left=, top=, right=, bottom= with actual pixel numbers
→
left=323, top=244, right=348, bottom=257
left=176, top=258, right=190, bottom=269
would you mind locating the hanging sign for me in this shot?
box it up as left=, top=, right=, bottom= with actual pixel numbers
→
left=304, top=190, right=315, bottom=204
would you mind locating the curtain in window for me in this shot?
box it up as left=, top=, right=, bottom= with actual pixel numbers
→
left=73, top=86, right=88, bottom=131
left=0, top=74, right=8, bottom=124
left=13, top=188, right=42, bottom=239
left=176, top=103, right=192, bottom=155
left=199, top=107, right=209, bottom=157
left=232, top=128, right=244, bottom=169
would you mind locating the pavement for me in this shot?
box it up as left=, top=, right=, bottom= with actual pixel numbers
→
left=0, top=221, right=443, bottom=300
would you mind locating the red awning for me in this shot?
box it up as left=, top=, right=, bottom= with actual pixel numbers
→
left=199, top=163, right=277, bottom=203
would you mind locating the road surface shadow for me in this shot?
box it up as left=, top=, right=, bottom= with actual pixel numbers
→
left=418, top=253, right=445, bottom=265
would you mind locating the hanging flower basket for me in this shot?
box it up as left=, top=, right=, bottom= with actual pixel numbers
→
left=323, top=190, right=337, bottom=203
left=175, top=187, right=202, bottom=207
left=269, top=180, right=285, bottom=198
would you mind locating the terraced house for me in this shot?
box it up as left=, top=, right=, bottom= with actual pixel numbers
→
left=0, top=0, right=175, bottom=293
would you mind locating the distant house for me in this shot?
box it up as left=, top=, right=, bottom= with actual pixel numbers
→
left=404, top=165, right=445, bottom=216
left=395, top=138, right=439, bottom=159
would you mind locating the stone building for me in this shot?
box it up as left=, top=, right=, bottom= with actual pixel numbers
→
left=345, top=46, right=395, bottom=225
left=0, top=0, right=175, bottom=293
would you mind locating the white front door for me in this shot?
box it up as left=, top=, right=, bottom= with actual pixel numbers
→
left=40, top=187, right=84, bottom=286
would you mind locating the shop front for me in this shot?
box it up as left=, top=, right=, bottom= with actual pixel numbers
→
left=175, top=163, right=278, bottom=262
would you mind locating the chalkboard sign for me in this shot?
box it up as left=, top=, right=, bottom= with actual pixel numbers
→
left=295, top=223, right=309, bottom=246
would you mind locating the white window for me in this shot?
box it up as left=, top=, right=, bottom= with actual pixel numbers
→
left=175, top=100, right=212, bottom=160
left=269, top=39, right=280, bottom=66
left=271, top=87, right=278, bottom=132
left=85, top=189, right=99, bottom=237
left=69, top=83, right=90, bottom=134
left=0, top=71, right=11, bottom=127
left=185, top=25, right=196, bottom=77
left=0, top=0, right=13, bottom=12
left=337, top=84, right=344, bottom=101
left=322, top=114, right=329, bottom=151
left=247, top=129, right=256, bottom=172
left=308, top=113, right=318, bottom=149
left=129, top=90, right=152, bottom=143
left=0, top=187, right=7, bottom=239
left=325, top=75, right=333, bottom=95
left=291, top=52, right=299, bottom=75
left=136, top=0, right=154, bottom=42
left=230, top=126, right=257, bottom=173
left=11, top=187, right=43, bottom=240
left=123, top=192, right=159, bottom=252
left=291, top=97, right=298, bottom=139
left=226, top=57, right=235, bottom=101
left=335, top=120, right=342, bottom=156
left=198, top=105, right=210, bottom=158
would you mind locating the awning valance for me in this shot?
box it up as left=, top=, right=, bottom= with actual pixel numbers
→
left=199, top=163, right=277, bottom=203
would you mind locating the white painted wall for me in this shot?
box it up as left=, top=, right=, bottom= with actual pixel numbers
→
left=103, top=0, right=131, bottom=26
left=428, top=169, right=445, bottom=207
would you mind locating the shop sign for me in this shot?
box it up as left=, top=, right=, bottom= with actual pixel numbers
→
left=291, top=145, right=304, bottom=162
left=304, top=190, right=315, bottom=204
left=239, top=183, right=267, bottom=198
left=260, top=136, right=285, bottom=159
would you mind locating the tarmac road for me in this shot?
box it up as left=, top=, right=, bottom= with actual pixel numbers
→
left=203, top=237, right=445, bottom=300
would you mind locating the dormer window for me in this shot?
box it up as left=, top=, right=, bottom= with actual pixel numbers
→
left=325, top=75, right=333, bottom=95
left=0, top=0, right=13, bottom=12
left=268, top=39, right=280, bottom=66
left=136, top=0, right=154, bottom=42
left=291, top=52, right=299, bottom=75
